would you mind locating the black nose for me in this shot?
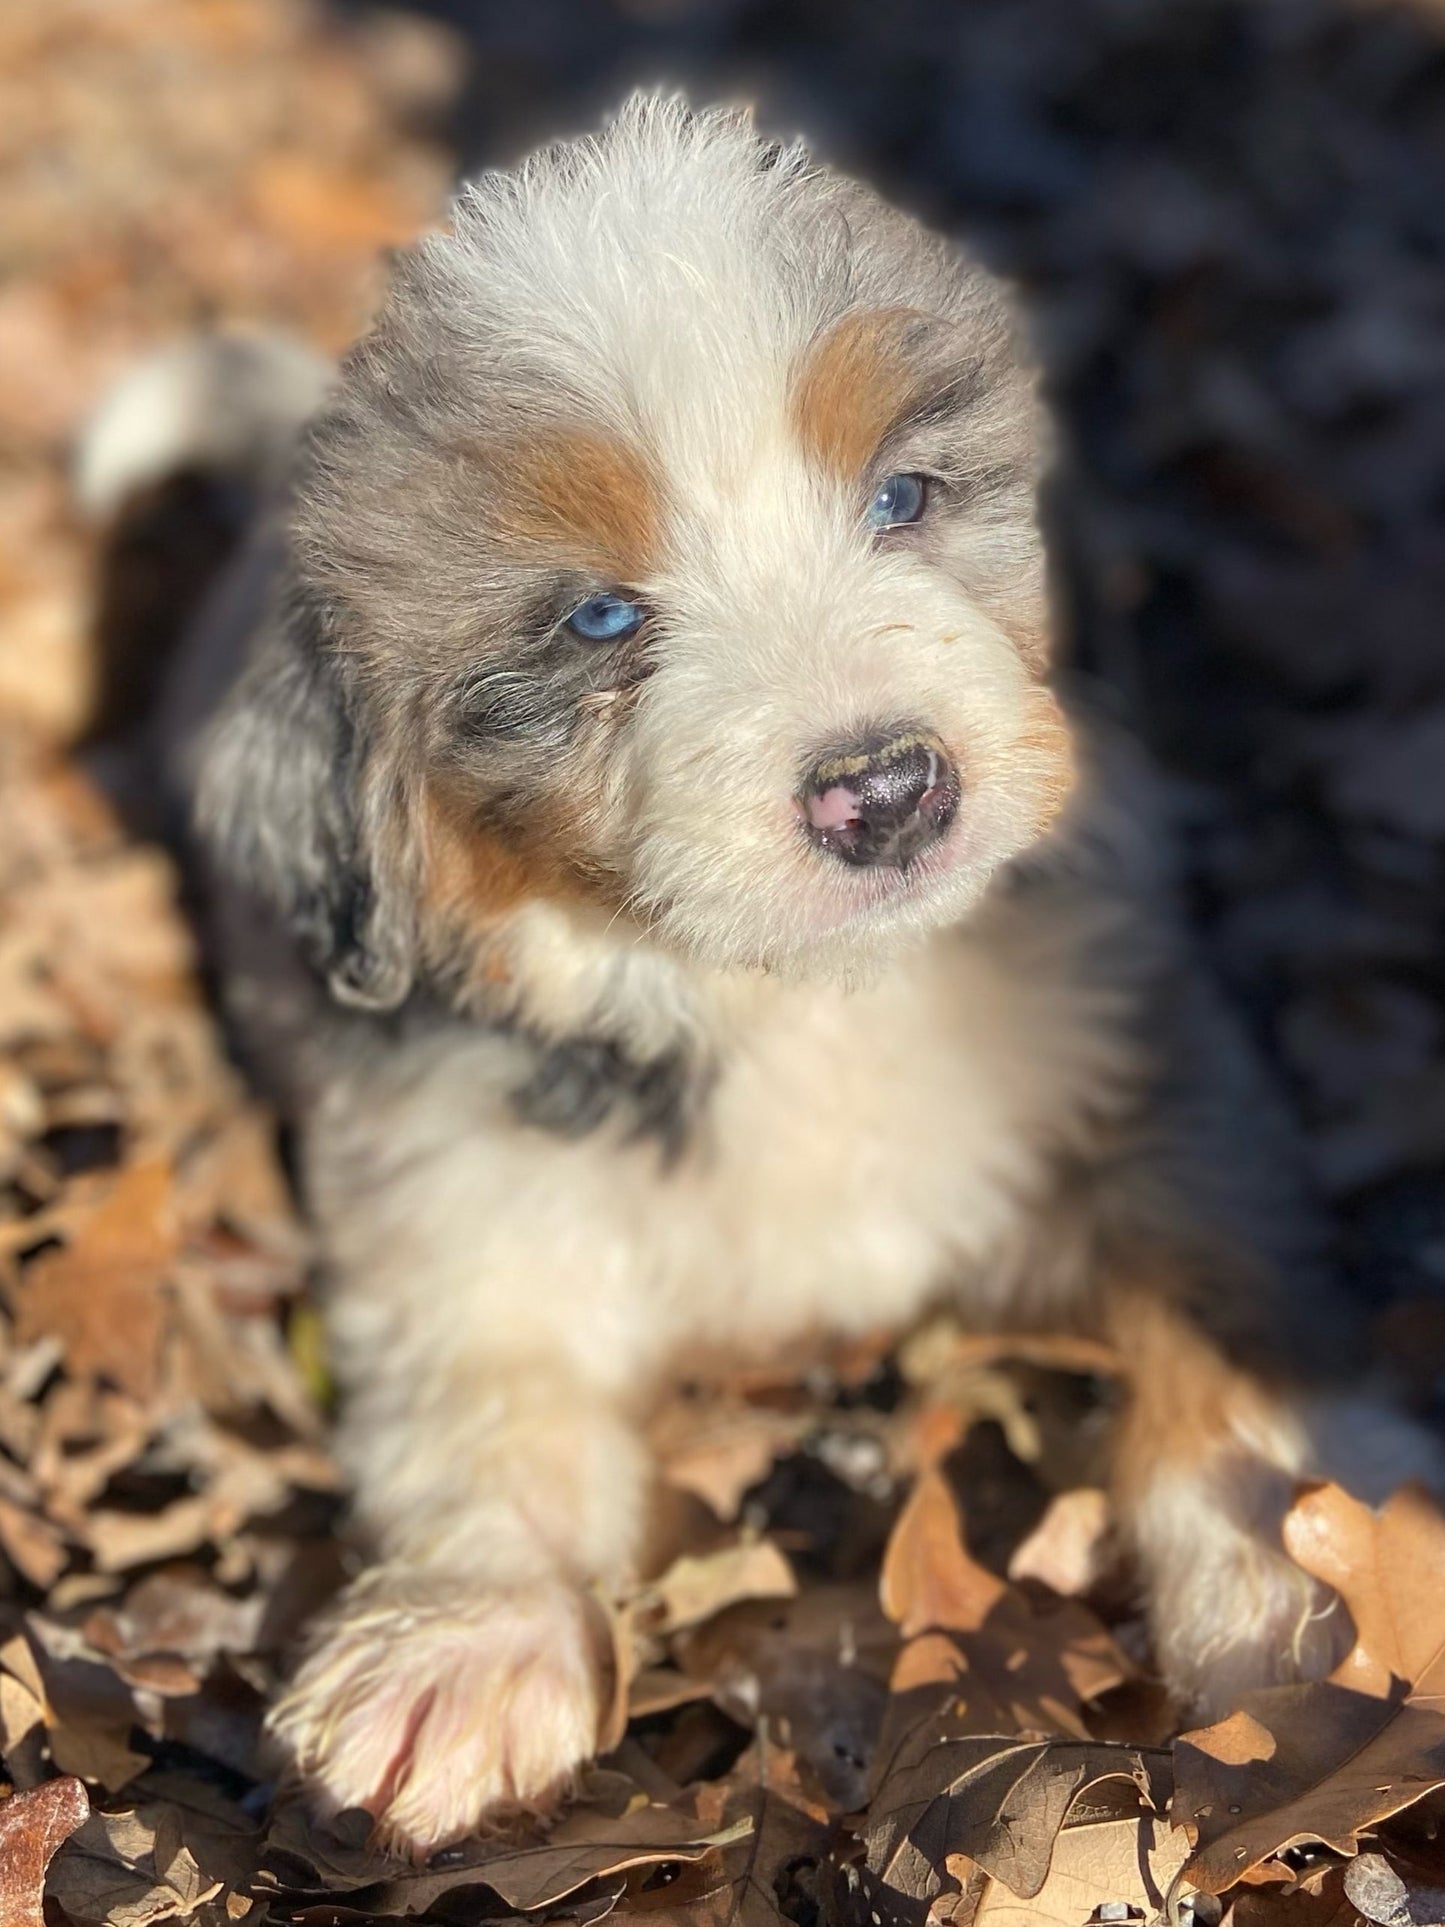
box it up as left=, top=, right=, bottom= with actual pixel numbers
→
left=799, top=730, right=960, bottom=869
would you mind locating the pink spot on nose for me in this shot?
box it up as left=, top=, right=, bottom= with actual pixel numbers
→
left=804, top=783, right=863, bottom=833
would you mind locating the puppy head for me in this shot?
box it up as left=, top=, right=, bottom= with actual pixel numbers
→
left=203, top=94, right=1073, bottom=1004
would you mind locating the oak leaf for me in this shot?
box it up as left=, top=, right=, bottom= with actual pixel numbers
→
left=865, top=1724, right=1169, bottom=1910
left=1175, top=1684, right=1445, bottom=1892
left=880, top=1468, right=1128, bottom=1740
left=966, top=1809, right=1189, bottom=1924
left=1007, top=1487, right=1111, bottom=1598
left=1176, top=1483, right=1445, bottom=1893
left=1284, top=1483, right=1445, bottom=1702
left=11, top=1160, right=177, bottom=1403
left=258, top=1781, right=755, bottom=1916
left=0, top=1777, right=90, bottom=1927
left=44, top=1782, right=259, bottom=1927
left=653, top=1537, right=798, bottom=1635
left=881, top=1468, right=1006, bottom=1640
left=644, top=1743, right=835, bottom=1926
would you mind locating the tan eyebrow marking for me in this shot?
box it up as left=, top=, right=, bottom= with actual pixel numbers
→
left=495, top=431, right=660, bottom=580
left=788, top=308, right=929, bottom=483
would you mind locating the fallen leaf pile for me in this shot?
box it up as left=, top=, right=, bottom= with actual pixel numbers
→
left=7, top=990, right=1445, bottom=1927
left=0, top=0, right=455, bottom=741
left=6, top=0, right=1445, bottom=1922
left=0, top=740, right=348, bottom=1915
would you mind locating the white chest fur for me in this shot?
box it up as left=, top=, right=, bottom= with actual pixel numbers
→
left=309, top=891, right=1143, bottom=1404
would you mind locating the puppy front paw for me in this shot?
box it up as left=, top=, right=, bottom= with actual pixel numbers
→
left=267, top=1573, right=607, bottom=1859
left=1147, top=1508, right=1352, bottom=1720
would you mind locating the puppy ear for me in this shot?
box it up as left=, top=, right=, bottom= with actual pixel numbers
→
left=197, top=592, right=416, bottom=1012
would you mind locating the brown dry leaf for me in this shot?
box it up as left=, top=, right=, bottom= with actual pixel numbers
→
left=1225, top=1866, right=1363, bottom=1927
left=0, top=1496, right=67, bottom=1590
left=12, top=1616, right=152, bottom=1793
left=0, top=0, right=449, bottom=741
left=1013, top=1602, right=1132, bottom=1727
left=654, top=1402, right=809, bottom=1522
left=1283, top=1482, right=1445, bottom=1701
left=10, top=1159, right=177, bottom=1403
left=647, top=1742, right=835, bottom=1926
left=0, top=1663, right=46, bottom=1767
left=173, top=1107, right=303, bottom=1264
left=864, top=1722, right=1169, bottom=1912
left=895, top=1327, right=1047, bottom=1476
left=625, top=1665, right=716, bottom=1720
left=966, top=1809, right=1190, bottom=1923
left=897, top=1322, right=1121, bottom=1387
left=0, top=1776, right=90, bottom=1927
left=886, top=1600, right=1128, bottom=1745
left=474, top=1808, right=758, bottom=1917
left=83, top=1566, right=267, bottom=1673
left=653, top=1536, right=798, bottom=1634
left=0, top=1624, right=148, bottom=1791
left=259, top=1782, right=754, bottom=1917
left=674, top=1586, right=897, bottom=1807
left=1174, top=1684, right=1445, bottom=1892
left=45, top=1779, right=259, bottom=1927
left=83, top=1422, right=335, bottom=1574
left=248, top=155, right=425, bottom=255
left=47, top=1721, right=151, bottom=1797
left=1007, top=1488, right=1111, bottom=1598
left=880, top=1469, right=1128, bottom=1741
left=0, top=1633, right=48, bottom=1708
left=46, top=1813, right=224, bottom=1927
left=81, top=1499, right=224, bottom=1577
left=881, top=1469, right=1006, bottom=1641
left=890, top=1630, right=975, bottom=1699
left=28, top=1385, right=151, bottom=1534
left=1177, top=1482, right=1445, bottom=1892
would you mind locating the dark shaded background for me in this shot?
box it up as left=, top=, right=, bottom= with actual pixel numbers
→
left=351, top=0, right=1445, bottom=1350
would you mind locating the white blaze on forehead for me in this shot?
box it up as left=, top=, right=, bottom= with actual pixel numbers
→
left=431, top=98, right=985, bottom=604
left=441, top=100, right=854, bottom=483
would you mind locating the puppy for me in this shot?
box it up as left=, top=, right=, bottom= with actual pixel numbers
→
left=97, top=95, right=1438, bottom=1857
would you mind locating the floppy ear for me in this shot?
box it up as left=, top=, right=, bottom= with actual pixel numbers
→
left=196, top=590, right=416, bottom=1011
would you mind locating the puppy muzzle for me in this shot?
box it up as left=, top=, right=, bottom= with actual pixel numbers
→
left=798, top=729, right=960, bottom=871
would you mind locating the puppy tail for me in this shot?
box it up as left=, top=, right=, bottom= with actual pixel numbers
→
left=74, top=330, right=332, bottom=524
left=74, top=333, right=332, bottom=753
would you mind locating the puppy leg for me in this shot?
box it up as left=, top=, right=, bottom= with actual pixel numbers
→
left=1104, top=1285, right=1442, bottom=1716
left=1036, top=951, right=1445, bottom=1713
left=268, top=1364, right=649, bottom=1857
left=1104, top=1285, right=1344, bottom=1715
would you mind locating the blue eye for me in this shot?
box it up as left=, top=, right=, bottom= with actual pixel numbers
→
left=866, top=472, right=928, bottom=531
left=565, top=592, right=645, bottom=643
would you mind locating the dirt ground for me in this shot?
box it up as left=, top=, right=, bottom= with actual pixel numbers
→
left=4, top=2, right=1445, bottom=1923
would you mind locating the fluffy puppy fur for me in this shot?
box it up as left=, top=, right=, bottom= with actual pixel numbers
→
left=107, top=96, right=1438, bottom=1856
